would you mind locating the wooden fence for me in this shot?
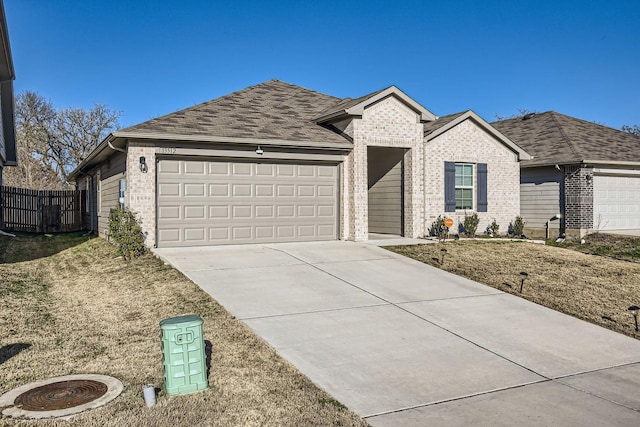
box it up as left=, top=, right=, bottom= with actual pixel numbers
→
left=0, top=186, right=86, bottom=233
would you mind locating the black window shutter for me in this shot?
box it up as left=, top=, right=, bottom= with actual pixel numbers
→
left=477, top=163, right=488, bottom=212
left=444, top=162, right=456, bottom=212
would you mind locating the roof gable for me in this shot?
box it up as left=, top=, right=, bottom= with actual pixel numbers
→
left=424, top=110, right=531, bottom=160
left=492, top=111, right=640, bottom=167
left=314, top=86, right=436, bottom=123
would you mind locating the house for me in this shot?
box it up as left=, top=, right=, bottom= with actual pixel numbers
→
left=69, top=80, right=530, bottom=248
left=0, top=0, right=16, bottom=186
left=492, top=112, right=640, bottom=238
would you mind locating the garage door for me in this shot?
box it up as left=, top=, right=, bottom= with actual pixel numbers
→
left=157, top=160, right=338, bottom=247
left=156, top=159, right=338, bottom=247
left=593, top=175, right=640, bottom=230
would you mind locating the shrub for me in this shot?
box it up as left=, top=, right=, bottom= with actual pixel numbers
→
left=487, top=218, right=500, bottom=236
left=108, top=207, right=145, bottom=261
left=431, top=215, right=449, bottom=242
left=512, top=216, right=526, bottom=237
left=463, top=212, right=480, bottom=237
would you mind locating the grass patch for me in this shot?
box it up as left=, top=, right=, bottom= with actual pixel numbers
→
left=549, top=233, right=640, bottom=263
left=0, top=233, right=367, bottom=426
left=387, top=240, right=640, bottom=340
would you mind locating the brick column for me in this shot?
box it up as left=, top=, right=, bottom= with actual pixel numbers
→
left=564, top=165, right=593, bottom=237
left=127, top=141, right=157, bottom=247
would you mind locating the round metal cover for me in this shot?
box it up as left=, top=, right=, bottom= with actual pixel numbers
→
left=14, top=379, right=108, bottom=411
left=0, top=374, right=123, bottom=419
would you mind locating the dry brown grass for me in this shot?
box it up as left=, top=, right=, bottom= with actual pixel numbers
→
left=0, top=233, right=368, bottom=426
left=387, top=240, right=640, bottom=339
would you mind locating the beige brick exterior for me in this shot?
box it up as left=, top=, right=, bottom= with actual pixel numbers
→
left=109, top=98, right=522, bottom=247
left=126, top=141, right=157, bottom=246
left=424, top=119, right=520, bottom=236
left=340, top=96, right=424, bottom=240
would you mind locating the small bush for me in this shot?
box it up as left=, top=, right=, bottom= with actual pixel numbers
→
left=463, top=212, right=480, bottom=237
left=487, top=218, right=500, bottom=236
left=108, top=207, right=145, bottom=261
left=431, top=215, right=449, bottom=242
left=512, top=216, right=526, bottom=237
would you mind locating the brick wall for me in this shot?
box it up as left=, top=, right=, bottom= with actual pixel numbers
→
left=564, top=165, right=593, bottom=236
left=424, top=119, right=520, bottom=236
left=342, top=96, right=424, bottom=240
left=126, top=141, right=157, bottom=246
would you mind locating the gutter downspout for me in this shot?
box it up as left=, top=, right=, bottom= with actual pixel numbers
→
left=108, top=140, right=127, bottom=153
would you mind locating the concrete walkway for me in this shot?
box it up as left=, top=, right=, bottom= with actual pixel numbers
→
left=154, top=241, right=640, bottom=426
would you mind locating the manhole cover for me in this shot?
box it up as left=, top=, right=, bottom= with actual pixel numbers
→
left=15, top=380, right=108, bottom=411
left=0, top=374, right=123, bottom=419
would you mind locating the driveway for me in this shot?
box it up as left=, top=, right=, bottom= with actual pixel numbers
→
left=155, top=241, right=640, bottom=426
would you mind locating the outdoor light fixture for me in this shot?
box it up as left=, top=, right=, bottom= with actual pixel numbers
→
left=519, top=271, right=529, bottom=293
left=139, top=156, right=148, bottom=173
left=440, top=248, right=448, bottom=265
left=628, top=305, right=640, bottom=332
left=255, top=146, right=264, bottom=155
left=585, top=174, right=593, bottom=183
left=545, top=213, right=562, bottom=240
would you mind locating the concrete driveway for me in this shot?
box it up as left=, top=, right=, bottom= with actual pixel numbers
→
left=155, top=240, right=640, bottom=426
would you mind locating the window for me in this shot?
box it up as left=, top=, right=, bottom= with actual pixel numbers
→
left=455, top=163, right=474, bottom=210
left=444, top=162, right=487, bottom=213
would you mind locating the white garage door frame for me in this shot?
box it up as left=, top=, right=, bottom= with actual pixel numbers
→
left=593, top=172, right=640, bottom=231
left=156, top=157, right=341, bottom=247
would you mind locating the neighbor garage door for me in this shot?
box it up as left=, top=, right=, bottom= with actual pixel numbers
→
left=593, top=175, right=640, bottom=231
left=156, top=159, right=338, bottom=247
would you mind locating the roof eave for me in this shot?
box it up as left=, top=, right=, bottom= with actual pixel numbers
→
left=113, top=131, right=353, bottom=150
left=0, top=1, right=15, bottom=81
left=67, top=134, right=121, bottom=180
left=68, top=131, right=354, bottom=181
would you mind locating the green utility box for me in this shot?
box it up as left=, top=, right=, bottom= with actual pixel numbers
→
left=160, top=315, right=209, bottom=396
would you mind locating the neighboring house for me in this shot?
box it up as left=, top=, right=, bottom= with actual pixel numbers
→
left=0, top=0, right=16, bottom=186
left=69, top=80, right=529, bottom=248
left=493, top=112, right=640, bottom=238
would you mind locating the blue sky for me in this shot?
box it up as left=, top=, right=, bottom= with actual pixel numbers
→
left=5, top=0, right=640, bottom=130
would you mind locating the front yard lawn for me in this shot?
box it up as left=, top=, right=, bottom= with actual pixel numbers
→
left=0, top=233, right=367, bottom=426
left=387, top=240, right=640, bottom=340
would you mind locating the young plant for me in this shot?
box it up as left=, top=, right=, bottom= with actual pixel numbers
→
left=108, top=207, right=146, bottom=261
left=431, top=215, right=449, bottom=243
left=487, top=219, right=500, bottom=237
left=512, top=216, right=526, bottom=238
left=463, top=212, right=480, bottom=237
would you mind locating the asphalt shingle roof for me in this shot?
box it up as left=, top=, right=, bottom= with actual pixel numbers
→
left=423, top=111, right=468, bottom=137
left=121, top=79, right=350, bottom=144
left=492, top=111, right=640, bottom=167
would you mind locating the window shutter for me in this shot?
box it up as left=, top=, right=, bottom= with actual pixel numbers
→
left=477, top=163, right=488, bottom=212
left=444, top=162, right=456, bottom=212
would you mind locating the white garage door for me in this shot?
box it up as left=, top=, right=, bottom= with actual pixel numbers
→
left=157, top=159, right=338, bottom=247
left=593, top=175, right=640, bottom=231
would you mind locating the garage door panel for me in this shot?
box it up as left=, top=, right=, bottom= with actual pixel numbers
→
left=277, top=165, right=295, bottom=176
left=158, top=183, right=180, bottom=196
left=209, top=162, right=229, bottom=175
left=593, top=175, right=640, bottom=230
left=255, top=185, right=274, bottom=197
left=184, top=183, right=206, bottom=196
left=157, top=159, right=338, bottom=247
left=185, top=161, right=205, bottom=174
left=184, top=228, right=206, bottom=242
left=209, top=206, right=229, bottom=218
left=232, top=163, right=252, bottom=175
left=256, top=164, right=275, bottom=176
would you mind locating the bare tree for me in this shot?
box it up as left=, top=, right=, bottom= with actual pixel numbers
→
left=494, top=109, right=537, bottom=121
left=4, top=91, right=120, bottom=189
left=622, top=125, right=640, bottom=136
